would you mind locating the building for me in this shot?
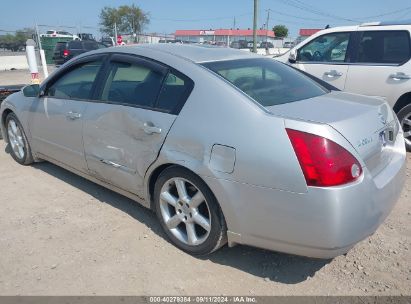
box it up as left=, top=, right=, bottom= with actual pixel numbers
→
left=299, top=28, right=322, bottom=38
left=175, top=29, right=275, bottom=46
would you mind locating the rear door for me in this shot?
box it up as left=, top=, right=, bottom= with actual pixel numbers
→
left=293, top=32, right=354, bottom=90
left=344, top=29, right=411, bottom=107
left=83, top=54, right=194, bottom=196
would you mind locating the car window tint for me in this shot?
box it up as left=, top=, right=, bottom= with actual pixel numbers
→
left=47, top=61, right=102, bottom=99
left=68, top=41, right=82, bottom=49
left=203, top=58, right=328, bottom=107
left=156, top=71, right=193, bottom=112
left=298, top=32, right=350, bottom=63
left=101, top=61, right=165, bottom=107
left=83, top=42, right=99, bottom=50
left=357, top=31, right=411, bottom=64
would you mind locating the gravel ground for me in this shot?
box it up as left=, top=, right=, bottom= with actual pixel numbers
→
left=0, top=139, right=410, bottom=296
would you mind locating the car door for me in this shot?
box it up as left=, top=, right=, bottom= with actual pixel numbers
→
left=292, top=32, right=353, bottom=90
left=344, top=30, right=411, bottom=107
left=82, top=54, right=194, bottom=196
left=28, top=55, right=105, bottom=172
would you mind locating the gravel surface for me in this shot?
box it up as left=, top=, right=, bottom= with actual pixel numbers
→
left=0, top=140, right=410, bottom=295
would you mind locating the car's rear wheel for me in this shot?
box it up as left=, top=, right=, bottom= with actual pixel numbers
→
left=154, top=166, right=227, bottom=255
left=397, top=104, right=411, bottom=151
left=6, top=113, right=33, bottom=165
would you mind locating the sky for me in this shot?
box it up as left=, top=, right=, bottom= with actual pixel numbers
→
left=1, top=0, right=411, bottom=38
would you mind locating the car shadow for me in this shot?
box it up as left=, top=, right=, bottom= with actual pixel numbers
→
left=31, top=160, right=330, bottom=284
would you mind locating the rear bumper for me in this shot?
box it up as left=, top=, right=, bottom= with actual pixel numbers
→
left=204, top=135, right=407, bottom=259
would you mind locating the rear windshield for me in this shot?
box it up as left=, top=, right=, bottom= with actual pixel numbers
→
left=83, top=41, right=99, bottom=50
left=202, top=58, right=328, bottom=106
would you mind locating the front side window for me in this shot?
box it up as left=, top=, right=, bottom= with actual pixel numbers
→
left=203, top=58, right=328, bottom=107
left=46, top=60, right=102, bottom=99
left=357, top=31, right=411, bottom=64
left=101, top=61, right=165, bottom=107
left=298, top=32, right=350, bottom=63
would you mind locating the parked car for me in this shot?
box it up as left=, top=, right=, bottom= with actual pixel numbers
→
left=260, top=41, right=274, bottom=49
left=230, top=40, right=248, bottom=49
left=276, top=21, right=411, bottom=149
left=101, top=37, right=115, bottom=47
left=41, top=30, right=79, bottom=40
left=247, top=41, right=261, bottom=48
left=1, top=45, right=406, bottom=258
left=283, top=41, right=294, bottom=48
left=53, top=40, right=106, bottom=65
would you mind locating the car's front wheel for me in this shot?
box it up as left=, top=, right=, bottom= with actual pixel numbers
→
left=397, top=104, right=411, bottom=151
left=154, top=166, right=227, bottom=255
left=6, top=113, right=34, bottom=165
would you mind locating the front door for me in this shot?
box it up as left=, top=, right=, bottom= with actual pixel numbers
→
left=292, top=32, right=353, bottom=90
left=83, top=54, right=193, bottom=196
left=29, top=59, right=104, bottom=172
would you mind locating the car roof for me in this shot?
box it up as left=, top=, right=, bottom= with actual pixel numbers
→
left=113, top=44, right=260, bottom=63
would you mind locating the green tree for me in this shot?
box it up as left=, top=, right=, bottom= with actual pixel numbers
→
left=272, top=25, right=289, bottom=38
left=100, top=4, right=149, bottom=40
left=0, top=28, right=34, bottom=51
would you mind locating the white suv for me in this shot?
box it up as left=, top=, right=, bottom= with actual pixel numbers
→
left=276, top=21, right=411, bottom=149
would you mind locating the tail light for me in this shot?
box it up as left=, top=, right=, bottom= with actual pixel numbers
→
left=286, top=129, right=362, bottom=187
left=63, top=49, right=70, bottom=57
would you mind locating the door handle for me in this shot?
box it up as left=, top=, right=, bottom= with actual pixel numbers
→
left=66, top=111, right=82, bottom=120
left=324, top=70, right=343, bottom=78
left=143, top=122, right=162, bottom=135
left=389, top=72, right=411, bottom=81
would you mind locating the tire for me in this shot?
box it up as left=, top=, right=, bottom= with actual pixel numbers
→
left=5, top=112, right=34, bottom=165
left=154, top=166, right=227, bottom=255
left=397, top=104, right=411, bottom=151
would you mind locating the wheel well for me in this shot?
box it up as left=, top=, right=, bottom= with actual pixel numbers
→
left=393, top=92, right=411, bottom=113
left=1, top=109, right=13, bottom=132
left=148, top=163, right=175, bottom=209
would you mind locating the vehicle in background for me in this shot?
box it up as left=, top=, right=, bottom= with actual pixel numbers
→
left=1, top=45, right=406, bottom=258
left=276, top=21, right=411, bottom=150
left=78, top=33, right=95, bottom=41
left=215, top=41, right=227, bottom=47
left=53, top=40, right=106, bottom=65
left=101, top=37, right=115, bottom=47
left=230, top=40, right=248, bottom=49
left=283, top=41, right=294, bottom=48
left=41, top=30, right=79, bottom=40
left=260, top=41, right=274, bottom=49
left=247, top=41, right=261, bottom=48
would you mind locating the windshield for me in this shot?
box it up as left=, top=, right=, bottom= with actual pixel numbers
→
left=202, top=58, right=328, bottom=106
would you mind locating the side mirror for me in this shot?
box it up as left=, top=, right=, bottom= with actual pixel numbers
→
left=288, top=49, right=297, bottom=64
left=22, top=84, right=40, bottom=97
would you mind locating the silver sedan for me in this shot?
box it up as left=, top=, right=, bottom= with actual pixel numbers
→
left=0, top=45, right=406, bottom=258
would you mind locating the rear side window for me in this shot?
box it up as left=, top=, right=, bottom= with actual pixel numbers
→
left=101, top=61, right=165, bottom=107
left=357, top=31, right=411, bottom=64
left=203, top=58, right=328, bottom=107
left=83, top=42, right=99, bottom=50
left=156, top=71, right=193, bottom=113
left=46, top=61, right=102, bottom=99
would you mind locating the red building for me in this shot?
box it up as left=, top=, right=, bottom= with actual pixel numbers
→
left=175, top=29, right=275, bottom=45
left=299, top=29, right=322, bottom=37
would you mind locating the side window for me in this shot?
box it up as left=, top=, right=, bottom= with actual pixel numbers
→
left=101, top=61, right=165, bottom=107
left=357, top=31, right=411, bottom=64
left=156, top=71, right=193, bottom=113
left=298, top=32, right=350, bottom=63
left=46, top=60, right=102, bottom=99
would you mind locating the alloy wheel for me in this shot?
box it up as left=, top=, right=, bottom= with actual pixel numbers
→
left=7, top=119, right=25, bottom=160
left=401, top=113, right=411, bottom=147
left=159, top=177, right=211, bottom=246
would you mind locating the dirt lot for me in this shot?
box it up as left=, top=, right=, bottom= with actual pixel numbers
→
left=0, top=138, right=410, bottom=295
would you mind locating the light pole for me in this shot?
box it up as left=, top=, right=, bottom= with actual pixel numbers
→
left=253, top=0, right=258, bottom=53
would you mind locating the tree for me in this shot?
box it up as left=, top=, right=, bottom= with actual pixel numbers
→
left=100, top=4, right=149, bottom=40
left=0, top=28, right=35, bottom=51
left=272, top=25, right=288, bottom=38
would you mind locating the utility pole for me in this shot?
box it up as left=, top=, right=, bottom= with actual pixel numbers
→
left=265, top=9, right=270, bottom=42
left=114, top=22, right=118, bottom=46
left=253, top=0, right=258, bottom=53
left=233, top=16, right=236, bottom=29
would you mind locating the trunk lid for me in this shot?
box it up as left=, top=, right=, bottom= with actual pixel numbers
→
left=267, top=91, right=399, bottom=177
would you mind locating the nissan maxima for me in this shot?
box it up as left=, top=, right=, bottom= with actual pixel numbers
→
left=0, top=45, right=406, bottom=258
